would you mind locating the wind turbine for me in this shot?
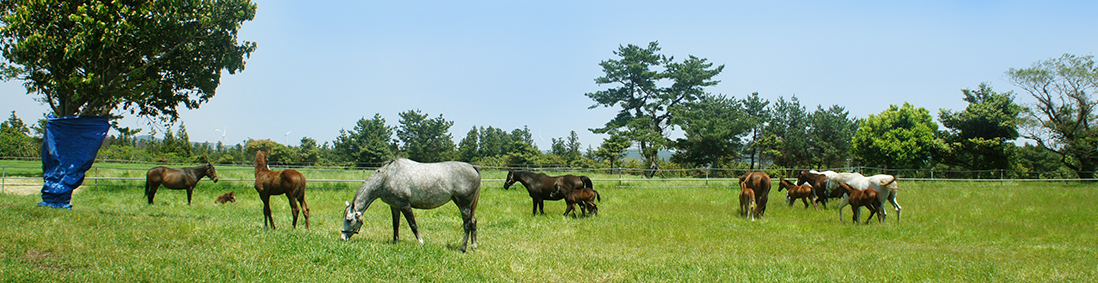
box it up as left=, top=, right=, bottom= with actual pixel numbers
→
left=284, top=131, right=292, bottom=145
left=214, top=127, right=226, bottom=143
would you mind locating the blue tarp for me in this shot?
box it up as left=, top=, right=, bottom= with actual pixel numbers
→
left=39, top=115, right=110, bottom=209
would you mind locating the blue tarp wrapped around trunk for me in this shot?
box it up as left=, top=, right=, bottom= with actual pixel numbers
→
left=39, top=115, right=110, bottom=209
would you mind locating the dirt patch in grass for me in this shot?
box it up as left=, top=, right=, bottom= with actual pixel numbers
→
left=2, top=178, right=87, bottom=196
left=23, top=250, right=73, bottom=273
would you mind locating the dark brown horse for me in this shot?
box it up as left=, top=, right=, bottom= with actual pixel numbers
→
left=554, top=182, right=601, bottom=217
left=796, top=170, right=832, bottom=209
left=254, top=151, right=309, bottom=229
left=778, top=179, right=817, bottom=210
left=504, top=170, right=592, bottom=215
left=145, top=163, right=219, bottom=205
left=214, top=192, right=236, bottom=204
left=738, top=172, right=771, bottom=217
left=834, top=182, right=882, bottom=224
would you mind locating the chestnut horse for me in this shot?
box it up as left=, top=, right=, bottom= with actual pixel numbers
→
left=254, top=151, right=309, bottom=229
left=796, top=170, right=832, bottom=209
left=504, top=170, right=592, bottom=215
left=778, top=179, right=816, bottom=210
left=214, top=192, right=236, bottom=204
left=145, top=163, right=219, bottom=205
left=554, top=182, right=601, bottom=217
left=833, top=182, right=882, bottom=224
left=738, top=172, right=771, bottom=217
left=739, top=182, right=757, bottom=221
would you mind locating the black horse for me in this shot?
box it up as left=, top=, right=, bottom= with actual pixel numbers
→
left=504, top=170, right=593, bottom=215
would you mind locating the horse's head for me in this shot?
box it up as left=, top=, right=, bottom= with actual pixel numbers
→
left=795, top=171, right=810, bottom=186
left=550, top=183, right=565, bottom=198
left=830, top=182, right=852, bottom=198
left=503, top=171, right=516, bottom=190
left=340, top=201, right=364, bottom=241
left=206, top=163, right=219, bottom=183
left=777, top=179, right=791, bottom=192
left=255, top=151, right=271, bottom=170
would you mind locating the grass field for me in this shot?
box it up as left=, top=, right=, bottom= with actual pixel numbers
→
left=2, top=164, right=1097, bottom=281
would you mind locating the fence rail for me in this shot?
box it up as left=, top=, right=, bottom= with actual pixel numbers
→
left=4, top=163, right=1097, bottom=194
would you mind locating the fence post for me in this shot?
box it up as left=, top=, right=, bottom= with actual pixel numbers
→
left=618, top=167, right=622, bottom=188
left=705, top=167, right=709, bottom=188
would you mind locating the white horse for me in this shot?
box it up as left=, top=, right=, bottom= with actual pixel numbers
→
left=824, top=172, right=901, bottom=222
left=340, top=158, right=481, bottom=252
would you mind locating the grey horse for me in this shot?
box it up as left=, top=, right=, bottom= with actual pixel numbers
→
left=340, top=158, right=481, bottom=252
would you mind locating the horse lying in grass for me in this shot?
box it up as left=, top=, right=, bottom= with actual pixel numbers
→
left=145, top=163, right=219, bottom=205
left=778, top=179, right=816, bottom=210
left=214, top=192, right=236, bottom=204
left=553, top=182, right=600, bottom=217
left=341, top=158, right=481, bottom=252
left=739, top=182, right=757, bottom=221
left=833, top=182, right=882, bottom=224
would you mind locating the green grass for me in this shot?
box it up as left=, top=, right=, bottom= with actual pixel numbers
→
left=2, top=172, right=1097, bottom=281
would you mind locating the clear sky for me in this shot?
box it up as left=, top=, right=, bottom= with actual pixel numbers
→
left=2, top=1, right=1096, bottom=150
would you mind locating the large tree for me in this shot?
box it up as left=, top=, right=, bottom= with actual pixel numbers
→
left=457, top=126, right=479, bottom=162
left=670, top=93, right=748, bottom=168
left=852, top=102, right=945, bottom=169
left=807, top=105, right=858, bottom=168
left=761, top=95, right=810, bottom=169
left=0, top=111, right=36, bottom=157
left=333, top=113, right=396, bottom=166
left=0, top=0, right=257, bottom=122
left=938, top=83, right=1022, bottom=177
left=593, top=130, right=632, bottom=169
left=741, top=92, right=770, bottom=169
left=397, top=109, right=455, bottom=163
left=586, top=41, right=724, bottom=176
left=1007, top=54, right=1098, bottom=178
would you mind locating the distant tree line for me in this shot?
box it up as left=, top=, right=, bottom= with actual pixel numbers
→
left=2, top=51, right=1094, bottom=179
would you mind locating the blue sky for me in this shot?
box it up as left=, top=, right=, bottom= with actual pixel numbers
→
left=3, top=1, right=1096, bottom=150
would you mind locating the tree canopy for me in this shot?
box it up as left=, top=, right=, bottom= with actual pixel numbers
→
left=586, top=41, right=724, bottom=175
left=670, top=93, right=748, bottom=168
left=1007, top=54, right=1098, bottom=178
left=0, top=111, right=36, bottom=157
left=0, top=0, right=257, bottom=122
left=938, top=83, right=1022, bottom=176
left=852, top=102, right=945, bottom=169
left=807, top=105, right=858, bottom=168
left=333, top=113, right=396, bottom=166
left=397, top=110, right=455, bottom=163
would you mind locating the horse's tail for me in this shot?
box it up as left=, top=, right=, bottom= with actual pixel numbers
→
left=593, top=189, right=601, bottom=202
left=144, top=168, right=155, bottom=198
left=581, top=176, right=593, bottom=189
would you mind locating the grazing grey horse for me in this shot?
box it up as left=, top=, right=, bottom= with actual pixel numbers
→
left=340, top=158, right=482, bottom=252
